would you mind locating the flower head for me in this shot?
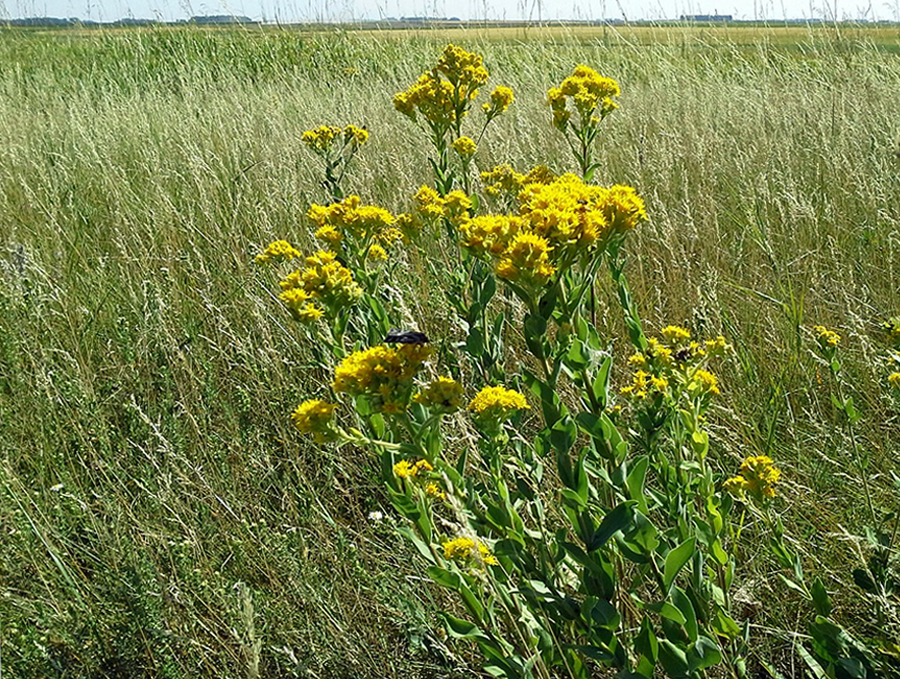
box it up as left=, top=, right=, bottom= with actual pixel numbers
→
left=333, top=344, right=431, bottom=413
left=548, top=65, right=620, bottom=129
left=483, top=85, right=514, bottom=117
left=255, top=240, right=302, bottom=264
left=724, top=455, right=781, bottom=501
left=291, top=400, right=337, bottom=443
left=468, top=386, right=529, bottom=436
left=889, top=372, right=900, bottom=390
left=451, top=136, right=477, bottom=157
left=813, top=325, right=841, bottom=349
left=495, top=232, right=556, bottom=291
left=442, top=537, right=498, bottom=566
left=414, top=376, right=464, bottom=413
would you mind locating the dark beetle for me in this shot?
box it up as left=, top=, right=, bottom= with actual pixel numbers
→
left=384, top=329, right=430, bottom=344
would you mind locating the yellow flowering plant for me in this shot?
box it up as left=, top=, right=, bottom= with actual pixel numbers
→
left=301, top=123, right=369, bottom=200
left=253, top=44, right=900, bottom=679
left=395, top=44, right=513, bottom=195
left=548, top=64, right=621, bottom=181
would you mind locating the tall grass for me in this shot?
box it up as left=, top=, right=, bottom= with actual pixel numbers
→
left=0, top=24, right=898, bottom=676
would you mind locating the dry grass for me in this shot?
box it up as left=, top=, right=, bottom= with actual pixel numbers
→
left=0, top=23, right=898, bottom=677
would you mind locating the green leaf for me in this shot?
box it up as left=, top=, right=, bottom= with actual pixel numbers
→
left=427, top=566, right=461, bottom=591
left=811, top=577, right=832, bottom=617
left=688, top=636, right=722, bottom=673
left=658, top=639, right=691, bottom=678
left=441, top=612, right=483, bottom=639
left=397, top=525, right=436, bottom=563
left=550, top=416, right=578, bottom=454
left=625, top=456, right=650, bottom=515
left=635, top=615, right=659, bottom=665
left=664, top=538, right=696, bottom=591
left=646, top=600, right=686, bottom=626
left=524, top=314, right=548, bottom=360
left=466, top=326, right=484, bottom=357
left=672, top=586, right=698, bottom=642
left=589, top=501, right=636, bottom=551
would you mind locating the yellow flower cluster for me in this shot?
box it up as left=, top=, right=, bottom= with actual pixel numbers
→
left=278, top=250, right=362, bottom=323
left=620, top=371, right=669, bottom=400
left=332, top=344, right=431, bottom=413
left=291, top=400, right=337, bottom=443
left=459, top=174, right=647, bottom=293
left=494, top=232, right=556, bottom=290
left=394, top=45, right=488, bottom=128
left=442, top=537, right=499, bottom=566
left=451, top=136, right=477, bottom=157
left=458, top=215, right=524, bottom=257
left=468, top=386, right=529, bottom=435
left=393, top=458, right=433, bottom=478
left=548, top=65, right=620, bottom=131
left=622, top=327, right=730, bottom=404
left=308, top=195, right=407, bottom=260
left=413, top=186, right=473, bottom=225
left=394, top=458, right=446, bottom=500
left=413, top=376, right=464, bottom=413
left=723, top=455, right=781, bottom=500
left=483, top=85, right=514, bottom=118
left=301, top=124, right=369, bottom=153
left=255, top=240, right=302, bottom=264
left=889, top=372, right=900, bottom=390
left=813, top=325, right=841, bottom=348
left=480, top=164, right=556, bottom=199
left=518, top=175, right=648, bottom=255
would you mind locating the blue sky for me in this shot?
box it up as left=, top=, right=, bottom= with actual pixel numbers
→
left=2, top=0, right=896, bottom=25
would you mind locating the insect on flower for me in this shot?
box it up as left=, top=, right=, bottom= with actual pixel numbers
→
left=384, top=329, right=430, bottom=344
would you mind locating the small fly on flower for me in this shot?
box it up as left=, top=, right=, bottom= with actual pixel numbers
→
left=384, top=329, right=429, bottom=344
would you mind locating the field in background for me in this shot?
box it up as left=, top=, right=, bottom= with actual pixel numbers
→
left=0, top=23, right=899, bottom=677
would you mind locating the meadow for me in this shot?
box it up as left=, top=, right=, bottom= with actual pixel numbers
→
left=0, top=22, right=899, bottom=678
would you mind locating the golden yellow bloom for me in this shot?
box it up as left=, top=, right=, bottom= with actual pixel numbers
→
left=393, top=458, right=433, bottom=479
left=442, top=537, right=498, bottom=566
left=255, top=240, right=302, bottom=264
left=367, top=244, right=388, bottom=261
left=813, top=325, right=841, bottom=348
left=451, top=136, right=477, bottom=157
left=442, top=190, right=473, bottom=224
left=413, top=376, right=464, bottom=413
left=425, top=482, right=446, bottom=500
left=689, top=369, right=721, bottom=396
left=495, top=232, right=556, bottom=289
left=436, top=44, right=489, bottom=92
left=291, top=400, right=337, bottom=443
left=308, top=196, right=398, bottom=253
left=458, top=215, right=523, bottom=257
left=483, top=85, right=514, bottom=116
left=722, top=476, right=748, bottom=496
left=627, top=353, right=648, bottom=369
left=661, top=325, right=691, bottom=343
left=302, top=125, right=342, bottom=153
left=414, top=185, right=445, bottom=220
left=343, top=124, right=368, bottom=145
left=705, top=335, right=731, bottom=357
left=548, top=65, right=620, bottom=128
left=333, top=344, right=430, bottom=413
left=739, top=455, right=781, bottom=499
left=889, top=372, right=900, bottom=390
left=468, top=386, right=529, bottom=435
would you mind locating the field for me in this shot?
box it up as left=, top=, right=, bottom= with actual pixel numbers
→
left=1, top=22, right=899, bottom=678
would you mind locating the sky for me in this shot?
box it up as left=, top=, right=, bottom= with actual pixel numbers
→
left=2, top=0, right=896, bottom=25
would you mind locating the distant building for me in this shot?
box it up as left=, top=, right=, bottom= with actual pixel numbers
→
left=679, top=14, right=733, bottom=21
